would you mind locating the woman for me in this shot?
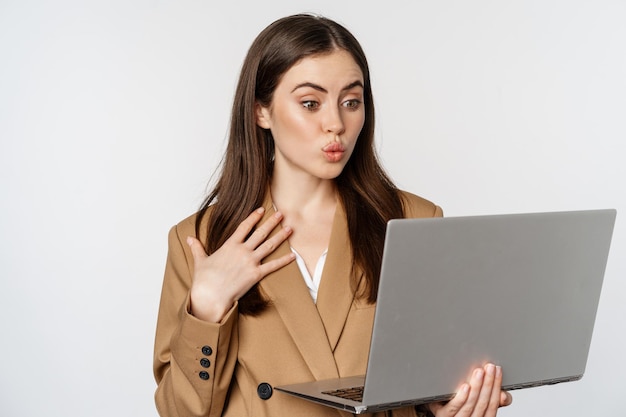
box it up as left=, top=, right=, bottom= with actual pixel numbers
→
left=153, top=14, right=512, bottom=417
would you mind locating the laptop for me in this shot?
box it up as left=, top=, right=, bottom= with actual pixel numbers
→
left=275, top=209, right=616, bottom=414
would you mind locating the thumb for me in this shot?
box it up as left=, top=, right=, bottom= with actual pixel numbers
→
left=500, top=390, right=513, bottom=407
left=186, top=236, right=208, bottom=262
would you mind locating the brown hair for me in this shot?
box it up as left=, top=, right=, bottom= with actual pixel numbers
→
left=196, top=14, right=404, bottom=314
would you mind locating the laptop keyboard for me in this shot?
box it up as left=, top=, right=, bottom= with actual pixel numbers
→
left=322, top=386, right=364, bottom=402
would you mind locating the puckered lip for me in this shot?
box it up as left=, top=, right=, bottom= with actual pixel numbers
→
left=322, top=142, right=345, bottom=152
left=322, top=142, right=347, bottom=163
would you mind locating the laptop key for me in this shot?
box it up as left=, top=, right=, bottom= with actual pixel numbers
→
left=322, top=386, right=364, bottom=402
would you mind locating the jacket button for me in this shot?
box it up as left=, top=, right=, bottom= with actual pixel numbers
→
left=199, top=371, right=210, bottom=380
left=201, top=345, right=213, bottom=356
left=200, top=358, right=211, bottom=368
left=257, top=382, right=273, bottom=400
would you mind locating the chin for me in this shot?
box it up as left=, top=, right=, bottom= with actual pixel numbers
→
left=319, top=167, right=347, bottom=180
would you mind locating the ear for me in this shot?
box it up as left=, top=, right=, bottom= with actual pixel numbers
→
left=255, top=103, right=272, bottom=129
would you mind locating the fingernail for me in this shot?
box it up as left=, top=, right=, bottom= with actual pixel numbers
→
left=475, top=368, right=484, bottom=379
left=256, top=207, right=265, bottom=214
left=274, top=211, right=282, bottom=219
left=486, top=364, right=495, bottom=376
left=496, top=365, right=502, bottom=377
left=186, top=236, right=193, bottom=246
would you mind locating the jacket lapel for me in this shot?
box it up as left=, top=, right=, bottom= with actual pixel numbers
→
left=315, top=201, right=360, bottom=352
left=258, top=197, right=341, bottom=381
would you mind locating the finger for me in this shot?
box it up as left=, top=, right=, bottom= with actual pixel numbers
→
left=259, top=251, right=297, bottom=277
left=483, top=365, right=502, bottom=417
left=435, top=383, right=470, bottom=416
left=500, top=390, right=513, bottom=407
left=472, top=364, right=497, bottom=417
left=253, top=224, right=293, bottom=259
left=231, top=207, right=266, bottom=242
left=445, top=367, right=484, bottom=417
left=186, top=236, right=208, bottom=264
left=244, top=210, right=284, bottom=249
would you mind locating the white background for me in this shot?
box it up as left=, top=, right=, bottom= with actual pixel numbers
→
left=1, top=1, right=624, bottom=416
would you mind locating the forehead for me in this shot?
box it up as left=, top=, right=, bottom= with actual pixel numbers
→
left=279, top=50, right=364, bottom=88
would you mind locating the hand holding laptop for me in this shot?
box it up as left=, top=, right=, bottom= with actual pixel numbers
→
left=426, top=363, right=512, bottom=417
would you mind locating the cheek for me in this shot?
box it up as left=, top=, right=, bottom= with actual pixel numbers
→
left=349, top=112, right=366, bottom=136
left=358, top=114, right=366, bottom=131
left=273, top=106, right=311, bottom=135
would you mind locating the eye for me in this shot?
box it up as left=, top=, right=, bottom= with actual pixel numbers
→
left=342, top=99, right=362, bottom=110
left=302, top=100, right=320, bottom=111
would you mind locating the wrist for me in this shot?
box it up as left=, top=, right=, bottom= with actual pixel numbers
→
left=189, top=287, right=233, bottom=323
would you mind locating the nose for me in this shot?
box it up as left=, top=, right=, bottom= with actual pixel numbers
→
left=322, top=105, right=345, bottom=135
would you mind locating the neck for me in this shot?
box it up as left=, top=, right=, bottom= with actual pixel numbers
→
left=270, top=172, right=337, bottom=218
left=269, top=169, right=338, bottom=271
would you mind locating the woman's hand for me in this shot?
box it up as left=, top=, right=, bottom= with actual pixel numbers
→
left=427, top=364, right=513, bottom=417
left=187, top=207, right=295, bottom=323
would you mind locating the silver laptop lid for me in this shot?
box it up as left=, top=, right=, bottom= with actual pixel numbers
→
left=363, top=209, right=616, bottom=406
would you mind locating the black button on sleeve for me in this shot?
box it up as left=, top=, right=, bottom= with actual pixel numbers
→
left=200, top=358, right=211, bottom=368
left=199, top=371, right=210, bottom=380
left=201, top=345, right=213, bottom=356
left=257, top=382, right=273, bottom=400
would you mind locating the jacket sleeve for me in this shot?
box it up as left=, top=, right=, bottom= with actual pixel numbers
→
left=153, top=221, right=239, bottom=417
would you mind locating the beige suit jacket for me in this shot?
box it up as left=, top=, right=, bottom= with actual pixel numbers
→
left=154, top=191, right=443, bottom=417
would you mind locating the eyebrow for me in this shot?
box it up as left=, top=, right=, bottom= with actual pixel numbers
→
left=291, top=80, right=364, bottom=93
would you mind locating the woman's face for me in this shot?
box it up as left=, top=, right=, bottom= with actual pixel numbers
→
left=256, top=49, right=365, bottom=182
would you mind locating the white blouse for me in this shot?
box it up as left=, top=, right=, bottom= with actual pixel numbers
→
left=291, top=247, right=328, bottom=303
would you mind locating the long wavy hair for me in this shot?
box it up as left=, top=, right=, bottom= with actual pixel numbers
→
left=196, top=14, right=404, bottom=315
